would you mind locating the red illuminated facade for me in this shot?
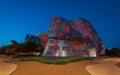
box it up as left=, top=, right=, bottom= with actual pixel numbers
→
left=40, top=17, right=105, bottom=57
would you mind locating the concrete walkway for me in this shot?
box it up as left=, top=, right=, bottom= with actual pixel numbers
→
left=86, top=58, right=120, bottom=75
left=0, top=59, right=17, bottom=75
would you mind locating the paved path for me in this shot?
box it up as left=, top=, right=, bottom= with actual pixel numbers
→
left=0, top=59, right=17, bottom=75
left=86, top=58, right=120, bottom=75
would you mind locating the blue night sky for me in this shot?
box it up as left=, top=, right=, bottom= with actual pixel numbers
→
left=0, top=0, right=120, bottom=48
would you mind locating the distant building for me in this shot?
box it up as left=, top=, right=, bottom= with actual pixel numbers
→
left=25, top=34, right=41, bottom=45
left=43, top=17, right=105, bottom=57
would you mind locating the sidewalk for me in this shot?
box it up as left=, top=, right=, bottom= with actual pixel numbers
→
left=86, top=58, right=120, bottom=75
left=0, top=59, right=17, bottom=75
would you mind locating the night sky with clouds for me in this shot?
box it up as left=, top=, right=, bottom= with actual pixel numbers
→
left=0, top=0, right=120, bottom=48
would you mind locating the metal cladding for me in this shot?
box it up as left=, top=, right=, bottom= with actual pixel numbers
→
left=43, top=17, right=104, bottom=57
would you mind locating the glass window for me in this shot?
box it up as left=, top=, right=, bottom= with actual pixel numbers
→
left=89, top=34, right=92, bottom=39
left=80, top=23, right=84, bottom=27
left=52, top=24, right=57, bottom=28
left=83, top=35, right=86, bottom=39
left=49, top=46, right=54, bottom=50
left=63, top=24, right=67, bottom=29
left=55, top=19, right=60, bottom=23
left=72, top=49, right=78, bottom=53
left=82, top=50, right=89, bottom=55
left=50, top=39, right=55, bottom=43
left=88, top=28, right=91, bottom=32
left=66, top=28, right=70, bottom=33
left=55, top=46, right=60, bottom=50
left=51, top=30, right=54, bottom=34
left=63, top=47, right=69, bottom=50
left=59, top=31, right=63, bottom=37
left=71, top=25, right=74, bottom=28
left=64, top=41, right=70, bottom=44
left=76, top=24, right=79, bottom=29
left=65, top=35, right=69, bottom=39
left=86, top=22, right=89, bottom=26
left=82, top=29, right=85, bottom=33
left=47, top=51, right=52, bottom=55
left=73, top=43, right=80, bottom=47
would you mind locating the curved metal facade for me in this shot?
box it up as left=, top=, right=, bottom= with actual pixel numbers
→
left=43, top=17, right=104, bottom=57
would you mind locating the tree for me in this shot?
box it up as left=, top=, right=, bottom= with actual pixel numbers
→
left=4, top=45, right=15, bottom=56
left=23, top=41, right=38, bottom=56
left=11, top=40, right=18, bottom=45
left=105, top=48, right=120, bottom=57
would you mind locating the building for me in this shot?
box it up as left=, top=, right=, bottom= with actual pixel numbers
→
left=43, top=17, right=105, bottom=57
left=25, top=34, right=41, bottom=45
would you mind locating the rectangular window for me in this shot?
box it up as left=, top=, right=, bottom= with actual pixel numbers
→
left=57, top=40, right=61, bottom=43
left=49, top=46, right=54, bottom=50
left=55, top=46, right=60, bottom=50
left=63, top=47, right=69, bottom=50
left=73, top=43, right=80, bottom=47
left=64, top=41, right=71, bottom=44
left=50, top=39, right=55, bottom=43
left=72, top=49, right=78, bottom=53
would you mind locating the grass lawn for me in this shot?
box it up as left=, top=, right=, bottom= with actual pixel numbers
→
left=21, top=56, right=93, bottom=64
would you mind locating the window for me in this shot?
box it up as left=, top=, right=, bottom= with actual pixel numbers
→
left=76, top=24, right=79, bottom=29
left=51, top=30, right=54, bottom=34
left=71, top=25, right=74, bottom=28
left=73, top=43, right=80, bottom=47
left=57, top=40, right=61, bottom=43
left=49, top=46, right=54, bottom=50
left=63, top=24, right=67, bottom=29
left=59, top=31, right=63, bottom=37
left=52, top=24, right=57, bottom=28
left=88, top=28, right=91, bottom=32
left=43, top=35, right=47, bottom=41
left=44, top=43, right=46, bottom=47
left=82, top=29, right=85, bottom=33
left=82, top=51, right=89, bottom=55
left=72, top=49, right=78, bottom=53
left=64, top=41, right=70, bottom=44
left=83, top=35, right=86, bottom=39
left=55, top=19, right=60, bottom=23
left=47, top=51, right=52, bottom=55
left=66, top=28, right=70, bottom=33
left=89, top=34, right=92, bottom=39
left=50, top=39, right=55, bottom=43
left=55, top=46, right=60, bottom=50
left=80, top=23, right=84, bottom=27
left=65, top=35, right=69, bottom=39
left=63, top=47, right=69, bottom=50
left=86, top=22, right=89, bottom=26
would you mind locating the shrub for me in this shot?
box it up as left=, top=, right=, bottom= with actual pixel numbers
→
left=20, top=56, right=88, bottom=65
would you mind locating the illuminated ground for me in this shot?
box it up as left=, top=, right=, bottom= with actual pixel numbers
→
left=86, top=58, right=120, bottom=75
left=0, top=57, right=120, bottom=75
left=11, top=60, right=94, bottom=75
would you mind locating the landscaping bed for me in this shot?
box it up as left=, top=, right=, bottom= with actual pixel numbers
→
left=21, top=56, right=93, bottom=64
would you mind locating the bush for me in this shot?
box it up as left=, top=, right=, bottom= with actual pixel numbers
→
left=20, top=56, right=88, bottom=65
left=105, top=48, right=120, bottom=57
